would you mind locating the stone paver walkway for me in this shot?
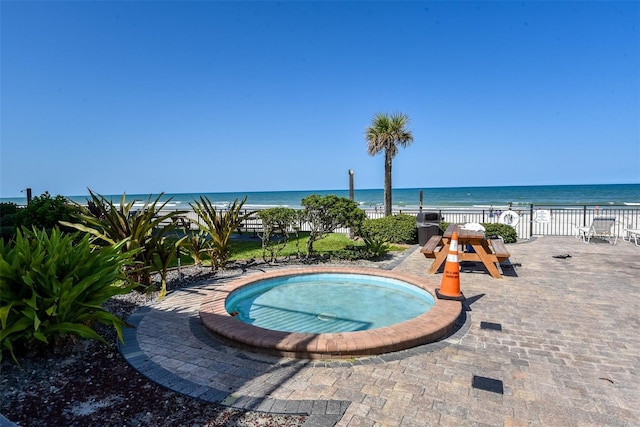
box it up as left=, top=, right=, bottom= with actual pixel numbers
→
left=120, top=237, right=640, bottom=426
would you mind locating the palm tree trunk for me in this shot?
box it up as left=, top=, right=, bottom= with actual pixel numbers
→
left=384, top=150, right=393, bottom=216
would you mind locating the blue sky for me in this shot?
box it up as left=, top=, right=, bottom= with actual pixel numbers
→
left=1, top=1, right=639, bottom=198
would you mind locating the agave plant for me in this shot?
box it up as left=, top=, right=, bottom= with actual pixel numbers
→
left=0, top=228, right=137, bottom=364
left=190, top=196, right=253, bottom=270
left=61, top=189, right=186, bottom=288
left=363, top=235, right=391, bottom=258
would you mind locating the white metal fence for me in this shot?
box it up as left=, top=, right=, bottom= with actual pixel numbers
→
left=371, top=205, right=640, bottom=240
left=171, top=205, right=640, bottom=241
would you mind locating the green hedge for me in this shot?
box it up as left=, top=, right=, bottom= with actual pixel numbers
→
left=0, top=203, right=19, bottom=242
left=439, top=222, right=517, bottom=243
left=360, top=214, right=418, bottom=244
left=483, top=223, right=517, bottom=243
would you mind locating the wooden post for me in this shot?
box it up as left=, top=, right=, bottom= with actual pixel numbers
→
left=348, top=170, right=354, bottom=239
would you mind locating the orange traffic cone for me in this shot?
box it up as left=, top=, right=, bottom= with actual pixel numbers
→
left=436, top=231, right=465, bottom=301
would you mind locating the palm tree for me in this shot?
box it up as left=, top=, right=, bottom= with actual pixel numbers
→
left=365, top=112, right=414, bottom=216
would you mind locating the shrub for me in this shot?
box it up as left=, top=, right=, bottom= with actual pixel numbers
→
left=0, top=202, right=19, bottom=216
left=15, top=192, right=80, bottom=232
left=331, top=244, right=369, bottom=261
left=301, top=195, right=366, bottom=257
left=0, top=228, right=136, bottom=364
left=483, top=223, right=517, bottom=243
left=257, top=207, right=301, bottom=262
left=361, top=213, right=417, bottom=244
left=438, top=221, right=516, bottom=243
left=0, top=193, right=80, bottom=242
left=0, top=202, right=19, bottom=242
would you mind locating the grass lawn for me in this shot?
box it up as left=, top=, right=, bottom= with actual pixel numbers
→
left=173, top=232, right=406, bottom=267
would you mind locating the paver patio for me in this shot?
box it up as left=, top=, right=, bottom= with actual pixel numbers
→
left=121, top=236, right=640, bottom=426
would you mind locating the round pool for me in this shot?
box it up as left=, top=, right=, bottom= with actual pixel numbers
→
left=225, top=273, right=435, bottom=333
left=200, top=267, right=462, bottom=359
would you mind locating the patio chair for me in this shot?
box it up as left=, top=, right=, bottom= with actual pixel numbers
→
left=622, top=227, right=640, bottom=246
left=575, top=216, right=618, bottom=245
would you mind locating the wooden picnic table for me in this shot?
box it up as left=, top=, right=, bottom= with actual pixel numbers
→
left=420, top=224, right=511, bottom=279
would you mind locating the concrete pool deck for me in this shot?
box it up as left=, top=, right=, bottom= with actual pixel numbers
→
left=120, top=236, right=640, bottom=426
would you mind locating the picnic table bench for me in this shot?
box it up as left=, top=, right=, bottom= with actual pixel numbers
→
left=420, top=235, right=443, bottom=257
left=488, top=238, right=510, bottom=259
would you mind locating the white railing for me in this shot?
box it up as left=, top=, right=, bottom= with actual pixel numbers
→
left=162, top=205, right=640, bottom=240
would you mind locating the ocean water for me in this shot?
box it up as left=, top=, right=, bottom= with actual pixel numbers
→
left=3, top=184, right=639, bottom=210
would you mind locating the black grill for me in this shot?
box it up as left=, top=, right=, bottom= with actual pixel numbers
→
left=416, top=211, right=444, bottom=245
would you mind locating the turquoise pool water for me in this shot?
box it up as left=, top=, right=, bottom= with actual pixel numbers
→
left=225, top=273, right=435, bottom=333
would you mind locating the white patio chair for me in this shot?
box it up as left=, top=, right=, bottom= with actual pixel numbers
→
left=575, top=216, right=618, bottom=244
left=622, top=227, right=640, bottom=246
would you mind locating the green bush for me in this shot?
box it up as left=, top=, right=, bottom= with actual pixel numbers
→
left=0, top=202, right=19, bottom=242
left=361, top=214, right=417, bottom=244
left=301, top=195, right=366, bottom=256
left=438, top=221, right=516, bottom=243
left=15, top=192, right=80, bottom=232
left=0, top=202, right=19, bottom=216
left=0, top=228, right=137, bottom=364
left=330, top=244, right=369, bottom=261
left=0, top=194, right=80, bottom=242
left=483, top=223, right=517, bottom=243
left=257, top=207, right=301, bottom=262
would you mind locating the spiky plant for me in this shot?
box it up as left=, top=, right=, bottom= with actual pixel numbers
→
left=61, top=189, right=186, bottom=288
left=190, top=196, right=253, bottom=270
left=177, top=217, right=208, bottom=266
left=150, top=232, right=187, bottom=300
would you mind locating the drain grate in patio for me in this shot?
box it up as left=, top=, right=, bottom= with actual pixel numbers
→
left=480, top=321, right=502, bottom=331
left=472, top=375, right=504, bottom=394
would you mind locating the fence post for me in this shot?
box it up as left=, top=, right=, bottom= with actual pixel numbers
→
left=348, top=169, right=354, bottom=239
left=583, top=205, right=587, bottom=227
left=529, top=204, right=534, bottom=239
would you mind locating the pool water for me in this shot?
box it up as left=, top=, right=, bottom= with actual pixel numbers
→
left=225, top=273, right=435, bottom=333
